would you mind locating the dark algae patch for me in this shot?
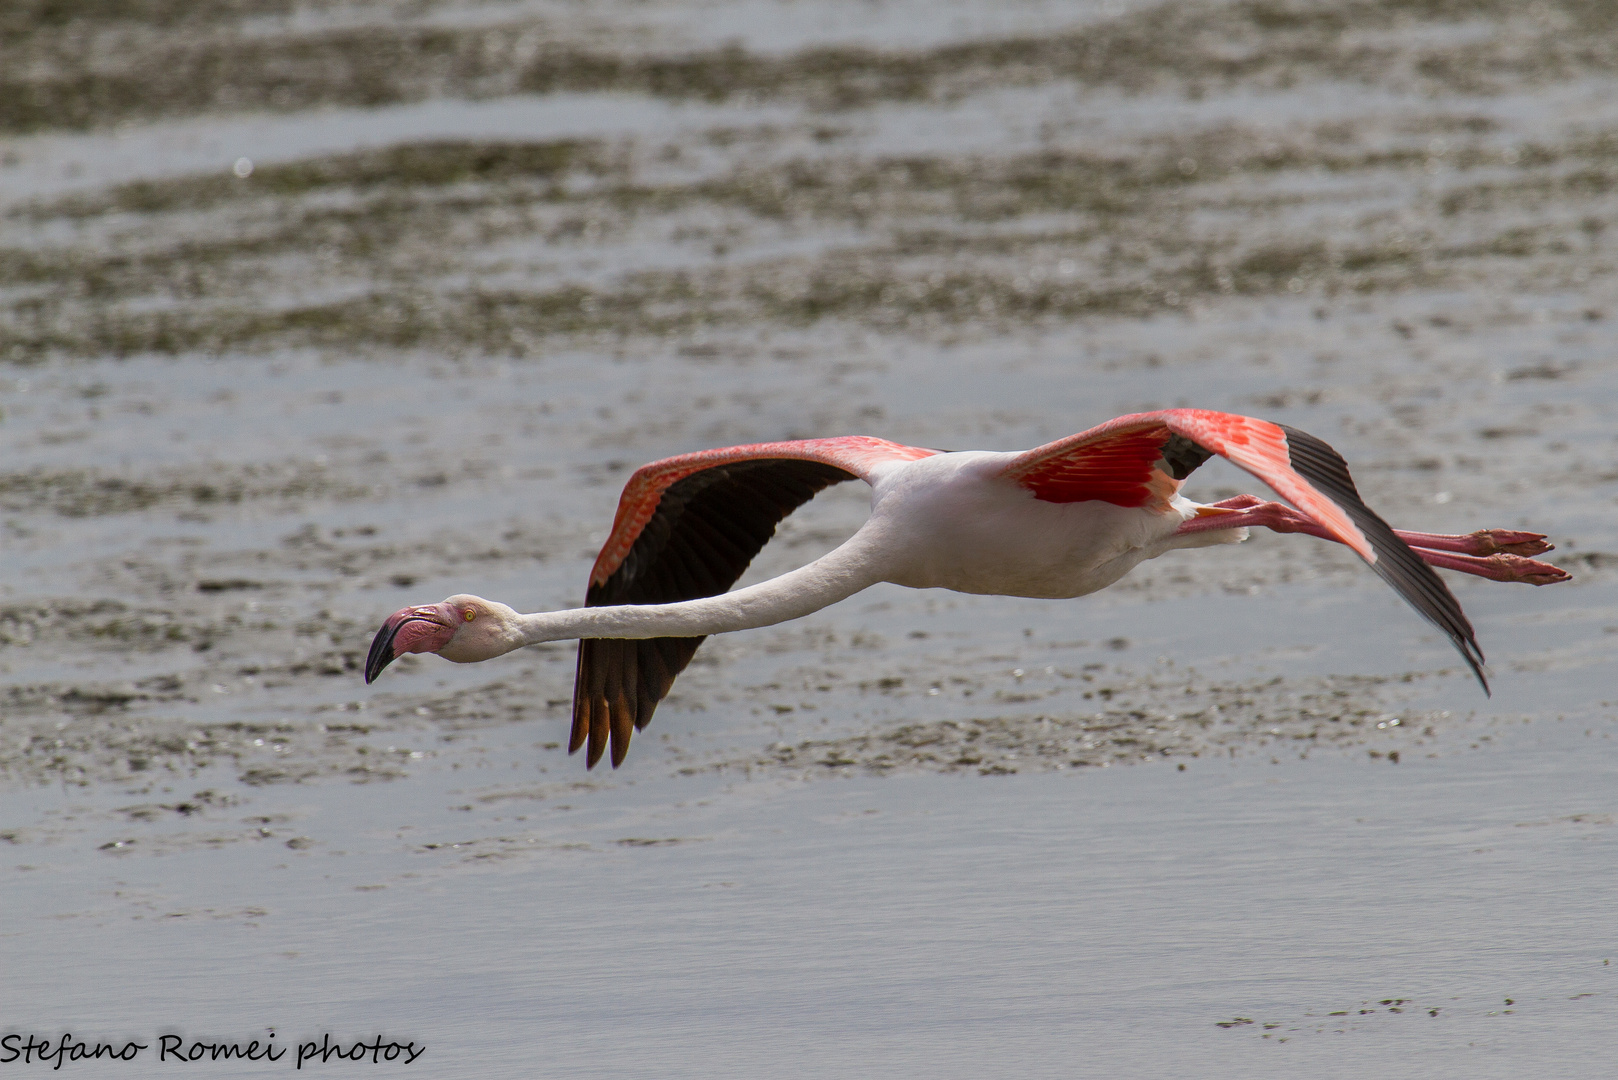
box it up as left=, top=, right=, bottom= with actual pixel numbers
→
left=32, top=139, right=607, bottom=219
left=710, top=673, right=1447, bottom=777
left=7, top=119, right=1617, bottom=361
left=4, top=0, right=1618, bottom=134
left=0, top=463, right=367, bottom=516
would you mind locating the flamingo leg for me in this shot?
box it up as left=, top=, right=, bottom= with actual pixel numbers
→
left=1412, top=548, right=1571, bottom=585
left=1385, top=528, right=1552, bottom=557
left=1176, top=498, right=1568, bottom=584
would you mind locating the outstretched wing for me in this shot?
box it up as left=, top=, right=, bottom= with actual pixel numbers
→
left=574, top=437, right=936, bottom=768
left=1001, top=409, right=1487, bottom=691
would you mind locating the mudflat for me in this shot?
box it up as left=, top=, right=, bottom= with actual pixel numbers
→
left=2, top=2, right=1616, bottom=1076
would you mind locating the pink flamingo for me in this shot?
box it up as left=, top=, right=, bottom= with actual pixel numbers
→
left=365, top=409, right=1568, bottom=768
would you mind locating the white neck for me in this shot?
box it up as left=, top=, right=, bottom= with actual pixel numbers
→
left=512, top=530, right=890, bottom=644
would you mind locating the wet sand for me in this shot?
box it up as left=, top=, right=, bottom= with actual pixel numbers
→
left=3, top=0, right=1617, bottom=1074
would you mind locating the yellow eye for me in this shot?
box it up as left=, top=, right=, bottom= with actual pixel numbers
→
left=464, top=609, right=476, bottom=622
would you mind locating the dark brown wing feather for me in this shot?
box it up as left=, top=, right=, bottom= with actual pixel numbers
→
left=572, top=458, right=856, bottom=767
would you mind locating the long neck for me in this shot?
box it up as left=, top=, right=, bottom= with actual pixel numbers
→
left=513, top=531, right=889, bottom=643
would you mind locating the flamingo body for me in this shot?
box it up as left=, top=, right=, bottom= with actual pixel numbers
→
left=868, top=450, right=1229, bottom=598
left=365, top=409, right=1570, bottom=769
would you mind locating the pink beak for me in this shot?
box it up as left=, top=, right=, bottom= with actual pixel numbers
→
left=364, top=602, right=458, bottom=683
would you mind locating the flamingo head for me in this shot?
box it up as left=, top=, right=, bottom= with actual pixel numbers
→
left=364, top=594, right=517, bottom=683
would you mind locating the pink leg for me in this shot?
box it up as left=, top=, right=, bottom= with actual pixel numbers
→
left=1176, top=498, right=1568, bottom=584
left=1176, top=498, right=1339, bottom=542
left=1416, top=549, right=1571, bottom=585
left=1385, top=529, right=1552, bottom=557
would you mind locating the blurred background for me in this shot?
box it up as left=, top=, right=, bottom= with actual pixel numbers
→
left=2, top=1, right=1617, bottom=1076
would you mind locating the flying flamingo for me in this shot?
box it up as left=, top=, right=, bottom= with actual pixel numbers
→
left=365, top=409, right=1568, bottom=768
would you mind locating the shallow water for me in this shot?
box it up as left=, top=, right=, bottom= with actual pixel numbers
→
left=3, top=0, right=1618, bottom=1074
left=5, top=720, right=1618, bottom=1078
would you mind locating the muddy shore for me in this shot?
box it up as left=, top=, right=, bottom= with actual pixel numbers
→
left=5, top=0, right=1614, bottom=799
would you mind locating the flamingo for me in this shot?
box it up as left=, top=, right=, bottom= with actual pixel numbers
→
left=364, top=409, right=1568, bottom=768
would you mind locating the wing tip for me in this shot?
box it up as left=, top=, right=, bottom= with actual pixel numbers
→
left=1270, top=422, right=1499, bottom=696
left=1463, top=644, right=1489, bottom=697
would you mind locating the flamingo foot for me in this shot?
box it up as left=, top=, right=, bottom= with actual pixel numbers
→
left=1389, top=529, right=1553, bottom=557
left=1416, top=549, right=1571, bottom=585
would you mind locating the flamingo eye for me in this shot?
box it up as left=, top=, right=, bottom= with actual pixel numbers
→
left=464, top=609, right=476, bottom=622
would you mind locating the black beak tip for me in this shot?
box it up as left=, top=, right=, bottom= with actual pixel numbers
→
left=364, top=622, right=400, bottom=684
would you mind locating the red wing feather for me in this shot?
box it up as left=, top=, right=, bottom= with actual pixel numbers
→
left=1003, top=409, right=1487, bottom=691
left=1005, top=428, right=1176, bottom=508
left=1003, top=409, right=1371, bottom=560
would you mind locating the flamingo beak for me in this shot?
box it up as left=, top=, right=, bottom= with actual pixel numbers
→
left=364, top=603, right=456, bottom=683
